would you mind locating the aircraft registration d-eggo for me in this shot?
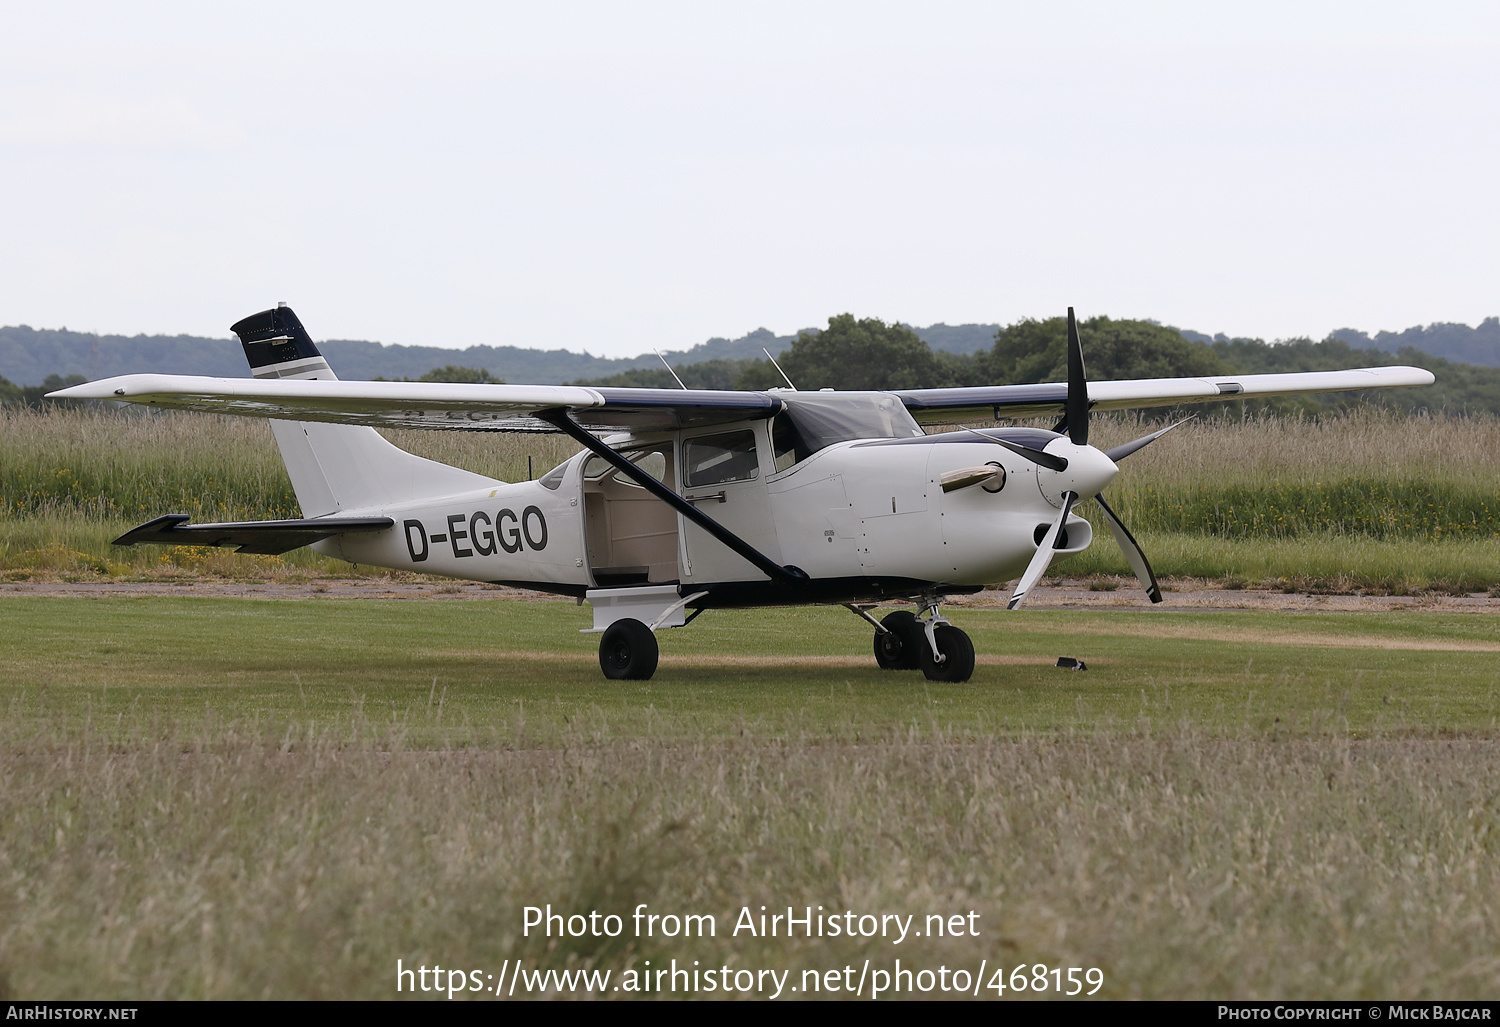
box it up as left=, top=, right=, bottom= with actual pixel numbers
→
left=51, top=305, right=1435, bottom=682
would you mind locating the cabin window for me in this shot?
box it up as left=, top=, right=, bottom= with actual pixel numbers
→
left=684, top=430, right=760, bottom=487
left=583, top=447, right=668, bottom=486
left=621, top=450, right=667, bottom=487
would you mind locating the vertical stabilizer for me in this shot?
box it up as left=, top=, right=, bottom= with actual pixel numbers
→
left=231, top=305, right=498, bottom=515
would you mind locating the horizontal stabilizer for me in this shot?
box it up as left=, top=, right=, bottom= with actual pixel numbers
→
left=113, top=514, right=395, bottom=555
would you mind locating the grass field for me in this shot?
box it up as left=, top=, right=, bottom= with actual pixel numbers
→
left=2, top=596, right=1499, bottom=1000
left=5, top=406, right=1500, bottom=589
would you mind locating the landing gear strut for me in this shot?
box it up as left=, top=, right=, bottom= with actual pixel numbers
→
left=850, top=602, right=975, bottom=682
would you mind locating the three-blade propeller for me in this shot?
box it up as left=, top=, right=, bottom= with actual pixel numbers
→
left=993, top=308, right=1173, bottom=610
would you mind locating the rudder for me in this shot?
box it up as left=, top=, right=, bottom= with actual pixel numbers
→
left=231, top=305, right=498, bottom=515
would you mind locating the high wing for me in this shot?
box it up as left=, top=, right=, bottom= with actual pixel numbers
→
left=47, top=376, right=782, bottom=432
left=50, top=365, right=1434, bottom=431
left=892, top=365, right=1436, bottom=424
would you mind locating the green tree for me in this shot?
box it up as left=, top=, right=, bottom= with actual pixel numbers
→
left=985, top=316, right=1229, bottom=385
left=376, top=365, right=505, bottom=384
left=735, top=314, right=947, bottom=391
left=570, top=358, right=757, bottom=390
left=0, top=373, right=102, bottom=408
left=417, top=365, right=504, bottom=384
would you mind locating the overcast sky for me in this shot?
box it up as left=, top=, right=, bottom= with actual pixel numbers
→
left=1, top=1, right=1495, bottom=355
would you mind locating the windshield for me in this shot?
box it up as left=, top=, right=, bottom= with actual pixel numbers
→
left=776, top=392, right=924, bottom=461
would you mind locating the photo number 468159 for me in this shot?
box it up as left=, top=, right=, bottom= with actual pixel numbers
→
left=990, top=964, right=1104, bottom=996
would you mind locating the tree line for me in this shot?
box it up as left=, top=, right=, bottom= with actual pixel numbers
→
left=7, top=314, right=1497, bottom=417
left=570, top=314, right=1500, bottom=417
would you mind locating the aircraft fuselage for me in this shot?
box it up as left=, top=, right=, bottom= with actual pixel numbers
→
left=315, top=421, right=1106, bottom=607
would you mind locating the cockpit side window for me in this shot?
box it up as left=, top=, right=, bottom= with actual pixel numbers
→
left=684, top=430, right=760, bottom=487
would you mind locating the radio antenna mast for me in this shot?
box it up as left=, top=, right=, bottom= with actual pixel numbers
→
left=654, top=349, right=688, bottom=390
left=764, top=348, right=796, bottom=390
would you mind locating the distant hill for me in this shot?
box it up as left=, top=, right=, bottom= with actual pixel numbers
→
left=0, top=325, right=671, bottom=386
left=4, top=316, right=1496, bottom=386
left=0, top=321, right=993, bottom=386
left=907, top=323, right=1000, bottom=355
left=1330, top=319, right=1500, bottom=368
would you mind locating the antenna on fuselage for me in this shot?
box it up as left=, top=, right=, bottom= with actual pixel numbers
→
left=763, top=347, right=797, bottom=390
left=654, top=349, right=688, bottom=390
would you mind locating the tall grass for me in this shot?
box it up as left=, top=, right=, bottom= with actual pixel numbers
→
left=0, top=408, right=576, bottom=578
left=4, top=406, right=1500, bottom=585
left=1088, top=410, right=1500, bottom=540
left=2, top=408, right=299, bottom=522
left=0, top=407, right=576, bottom=521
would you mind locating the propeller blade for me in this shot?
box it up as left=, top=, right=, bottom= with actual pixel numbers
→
left=993, top=437, right=1068, bottom=471
left=1066, top=307, right=1089, bottom=447
left=1007, top=490, right=1077, bottom=610
left=1093, top=492, right=1163, bottom=603
left=1103, top=416, right=1197, bottom=464
left=958, top=426, right=1069, bottom=471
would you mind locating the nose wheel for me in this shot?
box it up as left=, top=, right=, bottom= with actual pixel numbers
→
left=918, top=622, right=975, bottom=682
left=850, top=603, right=975, bottom=682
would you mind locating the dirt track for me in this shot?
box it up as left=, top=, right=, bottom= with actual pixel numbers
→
left=3, top=577, right=1497, bottom=614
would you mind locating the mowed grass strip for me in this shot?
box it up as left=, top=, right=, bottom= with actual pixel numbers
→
left=3, top=597, right=1500, bottom=1000
left=4, top=597, right=1499, bottom=739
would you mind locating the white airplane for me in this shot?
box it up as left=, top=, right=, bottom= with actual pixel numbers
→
left=52, top=305, right=1434, bottom=682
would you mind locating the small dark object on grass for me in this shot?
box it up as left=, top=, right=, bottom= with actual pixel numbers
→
left=1056, top=657, right=1087, bottom=671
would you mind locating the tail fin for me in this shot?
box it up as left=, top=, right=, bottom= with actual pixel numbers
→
left=231, top=305, right=498, bottom=515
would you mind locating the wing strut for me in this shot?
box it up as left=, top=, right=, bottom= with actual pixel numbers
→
left=535, top=409, right=808, bottom=587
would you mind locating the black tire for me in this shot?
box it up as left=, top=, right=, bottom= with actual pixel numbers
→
left=873, top=610, right=924, bottom=670
left=599, top=618, right=659, bottom=680
left=919, top=624, right=975, bottom=683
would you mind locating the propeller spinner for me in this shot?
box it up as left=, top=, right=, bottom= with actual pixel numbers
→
left=999, top=308, right=1168, bottom=610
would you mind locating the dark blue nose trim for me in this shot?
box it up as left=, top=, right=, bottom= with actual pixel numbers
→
left=230, top=306, right=323, bottom=369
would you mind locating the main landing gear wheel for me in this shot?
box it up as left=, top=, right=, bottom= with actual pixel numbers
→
left=599, top=618, right=659, bottom=680
left=920, top=624, right=975, bottom=683
left=873, top=610, right=924, bottom=670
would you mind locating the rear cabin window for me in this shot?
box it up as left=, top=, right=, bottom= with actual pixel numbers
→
left=583, top=448, right=668, bottom=489
left=684, top=430, right=760, bottom=487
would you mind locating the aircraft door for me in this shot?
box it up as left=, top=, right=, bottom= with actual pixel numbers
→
left=581, top=443, right=681, bottom=587
left=678, top=425, right=781, bottom=583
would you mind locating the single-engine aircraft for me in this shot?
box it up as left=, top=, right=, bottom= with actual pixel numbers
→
left=51, top=306, right=1434, bottom=682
